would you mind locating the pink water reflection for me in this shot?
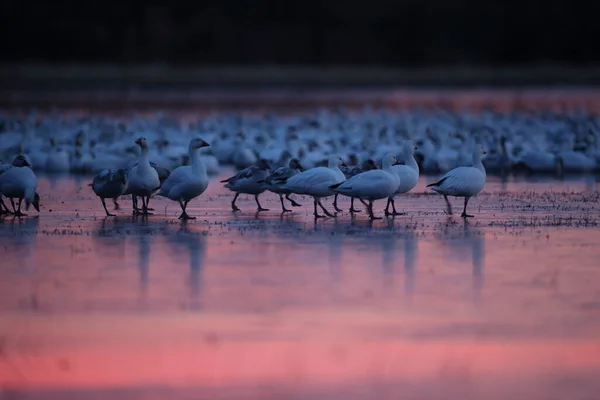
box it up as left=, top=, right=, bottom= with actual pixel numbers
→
left=0, top=174, right=600, bottom=398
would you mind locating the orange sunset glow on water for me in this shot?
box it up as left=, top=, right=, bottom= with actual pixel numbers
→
left=1, top=174, right=600, bottom=399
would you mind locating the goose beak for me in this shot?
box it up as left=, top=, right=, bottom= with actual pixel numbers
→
left=392, top=160, right=402, bottom=166
left=201, top=140, right=210, bottom=148
left=340, top=161, right=347, bottom=167
left=482, top=150, right=487, bottom=154
left=135, top=138, right=142, bottom=145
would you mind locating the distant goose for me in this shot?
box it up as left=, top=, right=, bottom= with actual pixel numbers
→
left=338, top=159, right=378, bottom=213
left=221, top=159, right=271, bottom=212
left=385, top=140, right=419, bottom=216
left=330, top=153, right=400, bottom=220
left=280, top=155, right=346, bottom=218
left=426, top=144, right=487, bottom=218
left=90, top=168, right=128, bottom=216
left=0, top=155, right=40, bottom=216
left=44, top=137, right=71, bottom=173
left=157, top=138, right=210, bottom=219
left=123, top=137, right=161, bottom=215
left=261, top=158, right=304, bottom=212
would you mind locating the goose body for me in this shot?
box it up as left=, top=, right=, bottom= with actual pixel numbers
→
left=158, top=138, right=210, bottom=219
left=45, top=138, right=71, bottom=173
left=280, top=155, right=346, bottom=218
left=336, top=158, right=378, bottom=213
left=124, top=137, right=161, bottom=215
left=331, top=153, right=400, bottom=219
left=91, top=168, right=128, bottom=216
left=0, top=155, right=40, bottom=216
left=385, top=140, right=420, bottom=216
left=262, top=158, right=304, bottom=212
left=221, top=159, right=271, bottom=212
left=427, top=145, right=487, bottom=218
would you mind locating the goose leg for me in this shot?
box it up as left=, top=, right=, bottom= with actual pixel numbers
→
left=15, top=198, right=26, bottom=217
left=286, top=194, right=302, bottom=207
left=386, top=197, right=405, bottom=216
left=112, top=198, right=120, bottom=210
left=333, top=193, right=343, bottom=212
left=313, top=198, right=325, bottom=218
left=144, top=196, right=154, bottom=213
left=10, top=198, right=17, bottom=213
left=279, top=194, right=291, bottom=212
left=349, top=197, right=362, bottom=213
left=0, top=198, right=9, bottom=214
left=359, top=199, right=369, bottom=207
left=178, top=200, right=195, bottom=219
left=255, top=194, right=269, bottom=212
left=231, top=193, right=241, bottom=212
left=132, top=195, right=139, bottom=214
left=368, top=200, right=382, bottom=220
left=444, top=195, right=453, bottom=215
left=461, top=197, right=474, bottom=218
left=318, top=200, right=336, bottom=217
left=101, top=198, right=116, bottom=217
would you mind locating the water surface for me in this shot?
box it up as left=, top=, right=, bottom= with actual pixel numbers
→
left=1, top=173, right=600, bottom=399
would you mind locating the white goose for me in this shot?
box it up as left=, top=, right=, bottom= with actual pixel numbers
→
left=90, top=168, right=128, bottom=217
left=0, top=157, right=29, bottom=214
left=0, top=155, right=40, bottom=216
left=45, top=137, right=71, bottom=173
left=330, top=153, right=400, bottom=220
left=280, top=155, right=346, bottom=218
left=157, top=138, right=210, bottom=219
left=261, top=158, right=304, bottom=212
left=427, top=144, right=487, bottom=218
left=221, top=159, right=271, bottom=212
left=338, top=158, right=378, bottom=213
left=123, top=137, right=161, bottom=215
left=385, top=140, right=420, bottom=216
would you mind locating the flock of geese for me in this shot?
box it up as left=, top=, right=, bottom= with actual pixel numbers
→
left=0, top=106, right=598, bottom=219
left=1, top=134, right=486, bottom=219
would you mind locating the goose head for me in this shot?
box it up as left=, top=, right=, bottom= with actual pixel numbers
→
left=26, top=192, right=40, bottom=212
left=403, top=140, right=418, bottom=155
left=289, top=158, right=303, bottom=171
left=382, top=153, right=398, bottom=169
left=362, top=159, right=378, bottom=170
left=257, top=159, right=271, bottom=171
left=12, top=154, right=30, bottom=167
left=190, top=138, right=210, bottom=149
left=328, top=155, right=347, bottom=168
left=135, top=137, right=149, bottom=149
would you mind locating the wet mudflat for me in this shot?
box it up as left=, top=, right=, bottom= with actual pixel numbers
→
left=1, top=172, right=600, bottom=400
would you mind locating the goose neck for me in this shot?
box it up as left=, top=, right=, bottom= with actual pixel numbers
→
left=190, top=148, right=207, bottom=177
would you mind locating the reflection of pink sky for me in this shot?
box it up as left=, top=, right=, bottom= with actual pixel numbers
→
left=1, top=176, right=600, bottom=396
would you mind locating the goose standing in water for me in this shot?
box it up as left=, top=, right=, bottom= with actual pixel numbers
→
left=330, top=153, right=400, bottom=220
left=338, top=159, right=378, bottom=213
left=221, top=159, right=271, bottom=212
left=427, top=144, right=487, bottom=218
left=385, top=140, right=419, bottom=216
left=90, top=168, right=128, bottom=216
left=157, top=138, right=210, bottom=219
left=124, top=137, right=161, bottom=215
left=0, top=156, right=29, bottom=214
left=280, top=155, right=346, bottom=218
left=0, top=155, right=40, bottom=216
left=261, top=158, right=304, bottom=212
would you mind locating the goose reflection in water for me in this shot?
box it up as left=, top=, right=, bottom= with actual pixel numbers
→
left=435, top=219, right=485, bottom=304
left=163, top=221, right=208, bottom=310
left=380, top=224, right=419, bottom=300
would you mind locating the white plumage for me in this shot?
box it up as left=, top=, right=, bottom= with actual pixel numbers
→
left=385, top=140, right=420, bottom=216
left=280, top=155, right=346, bottom=218
left=330, top=153, right=400, bottom=219
left=0, top=155, right=40, bottom=216
left=123, top=137, right=161, bottom=215
left=427, top=144, right=487, bottom=217
left=158, top=138, right=210, bottom=219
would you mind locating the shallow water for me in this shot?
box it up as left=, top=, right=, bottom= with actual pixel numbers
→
left=1, top=172, right=600, bottom=400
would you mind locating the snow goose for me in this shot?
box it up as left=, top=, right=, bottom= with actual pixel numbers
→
left=385, top=140, right=419, bottom=216
left=221, top=159, right=271, bottom=212
left=157, top=138, right=210, bottom=219
left=337, top=159, right=378, bottom=213
left=261, top=158, right=304, bottom=212
left=280, top=155, right=346, bottom=218
left=0, top=155, right=40, bottom=216
left=0, top=156, right=28, bottom=214
left=426, top=144, right=486, bottom=218
left=90, top=168, right=128, bottom=216
left=124, top=137, right=161, bottom=215
left=330, top=153, right=400, bottom=220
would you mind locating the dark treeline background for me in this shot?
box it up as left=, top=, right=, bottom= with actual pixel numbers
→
left=1, top=0, right=599, bottom=66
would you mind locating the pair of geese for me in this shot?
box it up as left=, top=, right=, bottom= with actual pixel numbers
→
left=221, top=141, right=487, bottom=219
